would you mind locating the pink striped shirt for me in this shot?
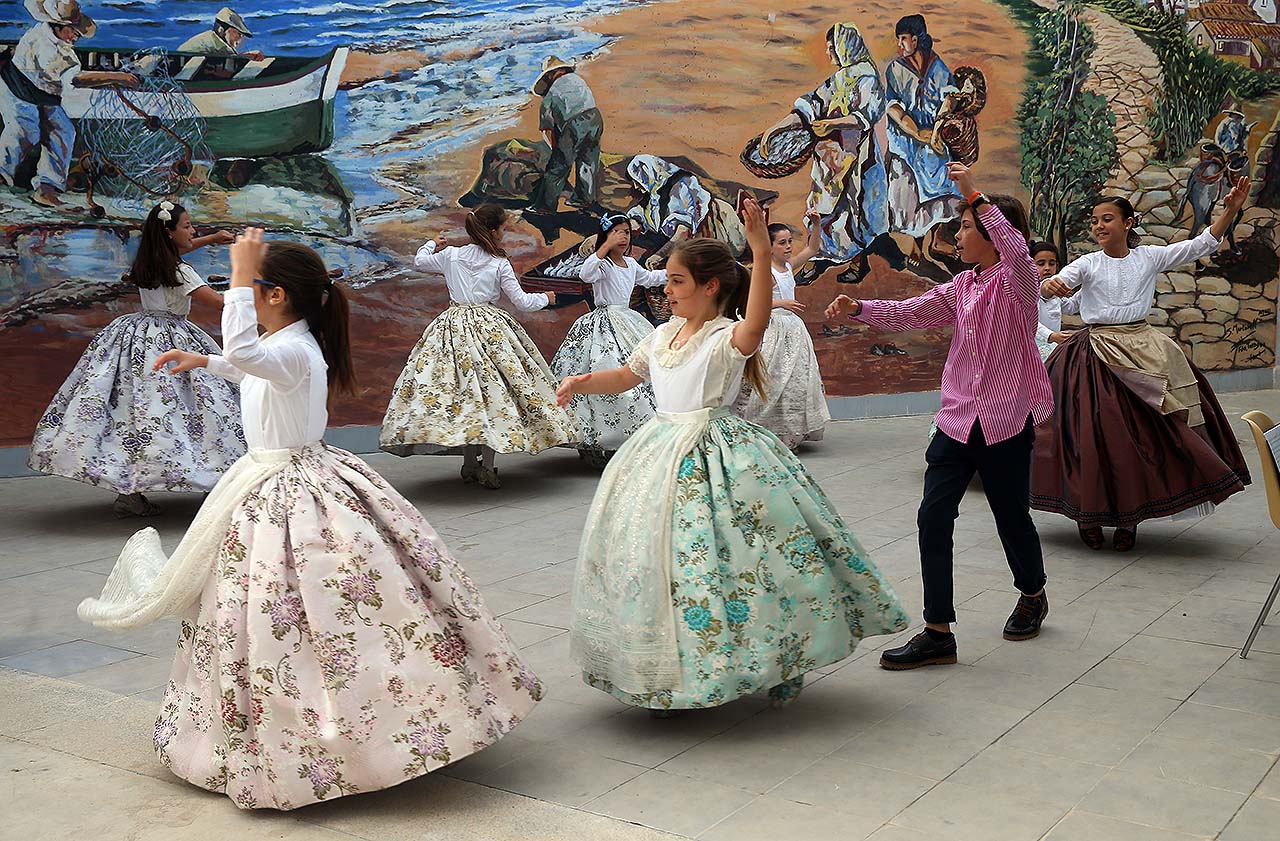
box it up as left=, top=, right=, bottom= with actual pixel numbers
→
left=853, top=203, right=1054, bottom=445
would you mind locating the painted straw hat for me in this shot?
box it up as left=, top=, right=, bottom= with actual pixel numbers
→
left=533, top=56, right=574, bottom=96
left=25, top=0, right=96, bottom=36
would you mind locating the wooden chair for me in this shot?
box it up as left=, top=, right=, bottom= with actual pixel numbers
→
left=1240, top=410, right=1280, bottom=659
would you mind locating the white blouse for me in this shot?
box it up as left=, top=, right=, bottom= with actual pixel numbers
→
left=627, top=316, right=749, bottom=413
left=772, top=264, right=796, bottom=301
left=578, top=252, right=667, bottom=306
left=1057, top=230, right=1221, bottom=325
left=138, top=264, right=206, bottom=316
left=414, top=241, right=549, bottom=312
left=205, top=287, right=329, bottom=450
left=1035, top=293, right=1081, bottom=345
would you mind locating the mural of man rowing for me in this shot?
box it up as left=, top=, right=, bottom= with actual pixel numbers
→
left=0, top=0, right=139, bottom=209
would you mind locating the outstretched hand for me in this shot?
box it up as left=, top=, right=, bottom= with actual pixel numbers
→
left=825, top=294, right=859, bottom=319
left=947, top=161, right=977, bottom=198
left=1224, top=175, right=1251, bottom=214
left=230, top=228, right=268, bottom=286
left=556, top=373, right=592, bottom=408
left=153, top=349, right=205, bottom=374
left=741, top=196, right=770, bottom=254
left=1041, top=276, right=1072, bottom=298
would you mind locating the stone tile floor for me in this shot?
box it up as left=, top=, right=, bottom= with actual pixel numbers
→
left=3, top=390, right=1280, bottom=840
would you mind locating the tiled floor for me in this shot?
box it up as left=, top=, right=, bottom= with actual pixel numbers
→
left=2, top=390, right=1279, bottom=840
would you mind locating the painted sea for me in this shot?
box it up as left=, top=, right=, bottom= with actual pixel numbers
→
left=0, top=0, right=650, bottom=295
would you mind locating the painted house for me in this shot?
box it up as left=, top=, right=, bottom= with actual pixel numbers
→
left=1187, top=0, right=1280, bottom=69
left=1151, top=0, right=1278, bottom=21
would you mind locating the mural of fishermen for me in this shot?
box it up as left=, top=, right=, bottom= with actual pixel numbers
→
left=0, top=0, right=139, bottom=208
left=177, top=7, right=264, bottom=60
left=884, top=14, right=962, bottom=269
left=526, top=56, right=604, bottom=216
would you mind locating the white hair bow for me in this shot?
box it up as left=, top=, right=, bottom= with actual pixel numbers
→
left=157, top=201, right=175, bottom=222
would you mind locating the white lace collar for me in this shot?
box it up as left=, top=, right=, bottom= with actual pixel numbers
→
left=652, top=315, right=735, bottom=369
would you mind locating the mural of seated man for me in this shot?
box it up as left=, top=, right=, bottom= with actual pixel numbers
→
left=178, top=7, right=264, bottom=61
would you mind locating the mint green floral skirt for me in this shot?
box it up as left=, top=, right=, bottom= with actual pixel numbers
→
left=581, top=414, right=908, bottom=709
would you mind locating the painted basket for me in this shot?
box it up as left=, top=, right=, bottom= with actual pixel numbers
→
left=740, top=127, right=816, bottom=179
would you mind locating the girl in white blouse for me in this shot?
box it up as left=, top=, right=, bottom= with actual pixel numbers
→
left=1033, top=182, right=1252, bottom=552
left=549, top=214, right=665, bottom=466
left=379, top=203, right=576, bottom=488
left=556, top=199, right=906, bottom=714
left=28, top=201, right=244, bottom=517
left=733, top=211, right=831, bottom=449
left=82, top=230, right=543, bottom=810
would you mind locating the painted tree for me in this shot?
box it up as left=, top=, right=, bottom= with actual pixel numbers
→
left=1016, top=0, right=1118, bottom=247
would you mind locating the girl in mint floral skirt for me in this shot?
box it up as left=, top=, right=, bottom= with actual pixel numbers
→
left=557, top=199, right=907, bottom=712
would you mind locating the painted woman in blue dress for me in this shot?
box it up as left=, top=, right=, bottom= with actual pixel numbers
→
left=759, top=22, right=889, bottom=285
left=557, top=198, right=907, bottom=714
left=884, top=15, right=962, bottom=262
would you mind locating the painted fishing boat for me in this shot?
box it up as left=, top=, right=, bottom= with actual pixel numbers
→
left=1, top=44, right=347, bottom=158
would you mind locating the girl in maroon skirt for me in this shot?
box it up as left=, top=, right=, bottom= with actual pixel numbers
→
left=1034, top=178, right=1252, bottom=551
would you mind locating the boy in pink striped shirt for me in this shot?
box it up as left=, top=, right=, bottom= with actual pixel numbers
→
left=826, top=163, right=1053, bottom=670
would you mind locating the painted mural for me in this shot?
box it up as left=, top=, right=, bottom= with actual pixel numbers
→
left=2, top=0, right=1279, bottom=448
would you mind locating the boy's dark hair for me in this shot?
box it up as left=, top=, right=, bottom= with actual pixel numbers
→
left=958, top=194, right=1032, bottom=245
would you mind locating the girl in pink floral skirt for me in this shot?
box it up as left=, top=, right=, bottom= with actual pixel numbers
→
left=79, top=229, right=542, bottom=810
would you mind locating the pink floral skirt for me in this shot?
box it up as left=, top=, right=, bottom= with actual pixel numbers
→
left=153, top=444, right=542, bottom=809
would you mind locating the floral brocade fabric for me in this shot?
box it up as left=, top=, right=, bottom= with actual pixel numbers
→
left=550, top=305, right=657, bottom=454
left=154, top=444, right=542, bottom=809
left=379, top=303, right=575, bottom=456
left=583, top=415, right=908, bottom=709
left=28, top=311, right=245, bottom=493
left=732, top=309, right=830, bottom=449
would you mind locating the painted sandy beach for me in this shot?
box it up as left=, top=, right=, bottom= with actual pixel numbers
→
left=0, top=0, right=1030, bottom=444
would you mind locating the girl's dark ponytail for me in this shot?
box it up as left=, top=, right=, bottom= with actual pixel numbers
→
left=318, top=282, right=356, bottom=398
left=260, top=241, right=357, bottom=398
left=465, top=204, right=509, bottom=258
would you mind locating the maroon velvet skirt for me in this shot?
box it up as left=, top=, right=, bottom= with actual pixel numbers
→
left=1030, top=328, right=1250, bottom=528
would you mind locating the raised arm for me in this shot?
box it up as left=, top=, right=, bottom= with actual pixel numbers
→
left=413, top=239, right=450, bottom=274
left=731, top=197, right=776, bottom=357
left=789, top=208, right=823, bottom=269
left=498, top=260, right=552, bottom=312
left=977, top=202, right=1038, bottom=311
left=1208, top=176, right=1251, bottom=243
left=216, top=229, right=312, bottom=387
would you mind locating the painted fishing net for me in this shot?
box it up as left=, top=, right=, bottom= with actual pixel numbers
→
left=77, top=49, right=214, bottom=208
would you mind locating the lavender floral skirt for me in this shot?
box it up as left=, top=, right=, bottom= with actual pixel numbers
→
left=28, top=311, right=245, bottom=494
left=154, top=444, right=543, bottom=810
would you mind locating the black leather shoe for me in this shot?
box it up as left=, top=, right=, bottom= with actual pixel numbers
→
left=1003, top=592, right=1049, bottom=641
left=880, top=631, right=958, bottom=670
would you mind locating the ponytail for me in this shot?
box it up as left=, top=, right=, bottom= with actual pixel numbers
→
left=260, top=241, right=357, bottom=399
left=672, top=238, right=768, bottom=399
left=465, top=203, right=508, bottom=258
left=318, top=282, right=357, bottom=398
